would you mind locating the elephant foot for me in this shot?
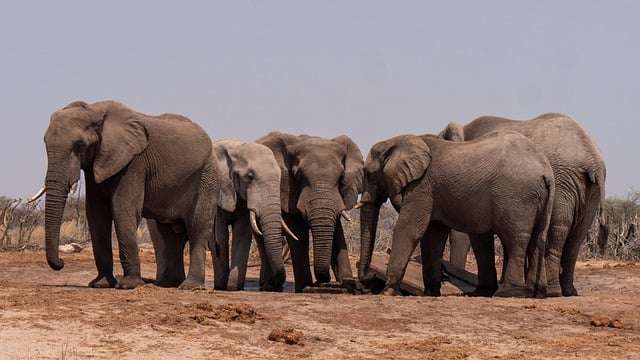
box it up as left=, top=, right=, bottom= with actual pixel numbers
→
left=546, top=283, right=563, bottom=298
left=154, top=276, right=184, bottom=288
left=424, top=285, right=442, bottom=297
left=494, top=284, right=531, bottom=298
left=561, top=284, right=579, bottom=297
left=116, top=275, right=146, bottom=290
left=178, top=277, right=205, bottom=290
left=89, top=274, right=117, bottom=288
left=465, top=286, right=497, bottom=297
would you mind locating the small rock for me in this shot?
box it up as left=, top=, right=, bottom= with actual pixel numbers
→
left=268, top=328, right=304, bottom=345
left=58, top=243, right=83, bottom=254
left=590, top=316, right=610, bottom=327
left=609, top=319, right=624, bottom=329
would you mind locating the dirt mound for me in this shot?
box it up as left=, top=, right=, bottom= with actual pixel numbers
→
left=268, top=328, right=304, bottom=345
left=190, top=303, right=260, bottom=325
left=591, top=315, right=625, bottom=329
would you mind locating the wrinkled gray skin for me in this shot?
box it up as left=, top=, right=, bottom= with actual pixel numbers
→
left=359, top=132, right=555, bottom=298
left=211, top=140, right=286, bottom=292
left=441, top=113, right=606, bottom=297
left=257, top=132, right=363, bottom=292
left=42, top=100, right=218, bottom=290
left=448, top=230, right=471, bottom=269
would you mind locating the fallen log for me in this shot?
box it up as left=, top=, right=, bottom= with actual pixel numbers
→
left=368, top=253, right=479, bottom=295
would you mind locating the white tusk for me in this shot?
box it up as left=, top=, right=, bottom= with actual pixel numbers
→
left=354, top=202, right=365, bottom=209
left=70, top=182, right=78, bottom=194
left=281, top=220, right=299, bottom=241
left=341, top=210, right=353, bottom=222
left=249, top=210, right=263, bottom=237
left=29, top=187, right=46, bottom=203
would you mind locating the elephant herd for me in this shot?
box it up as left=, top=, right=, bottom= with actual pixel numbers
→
left=33, top=100, right=606, bottom=299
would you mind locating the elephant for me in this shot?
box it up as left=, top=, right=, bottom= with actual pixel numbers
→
left=257, top=132, right=363, bottom=292
left=211, top=139, right=297, bottom=292
left=440, top=113, right=606, bottom=296
left=358, top=132, right=555, bottom=298
left=34, top=100, right=218, bottom=290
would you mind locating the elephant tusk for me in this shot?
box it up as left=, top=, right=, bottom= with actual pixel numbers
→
left=281, top=220, right=299, bottom=241
left=341, top=210, right=353, bottom=222
left=29, top=186, right=46, bottom=203
left=354, top=202, right=365, bottom=209
left=70, top=182, right=78, bottom=194
left=249, top=210, right=263, bottom=237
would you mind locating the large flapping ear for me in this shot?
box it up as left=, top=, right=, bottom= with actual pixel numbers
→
left=91, top=102, right=149, bottom=183
left=381, top=136, right=431, bottom=196
left=439, top=122, right=465, bottom=142
left=255, top=131, right=301, bottom=213
left=332, top=135, right=364, bottom=209
left=213, top=142, right=237, bottom=213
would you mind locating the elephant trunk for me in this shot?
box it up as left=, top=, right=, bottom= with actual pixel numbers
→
left=259, top=203, right=286, bottom=290
left=358, top=203, right=380, bottom=282
left=44, top=153, right=70, bottom=271
left=307, top=198, right=338, bottom=284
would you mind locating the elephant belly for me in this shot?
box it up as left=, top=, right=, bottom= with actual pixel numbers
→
left=432, top=201, right=493, bottom=235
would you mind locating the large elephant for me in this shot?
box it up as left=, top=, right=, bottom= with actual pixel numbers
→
left=35, top=100, right=218, bottom=289
left=358, top=132, right=555, bottom=298
left=257, top=132, right=363, bottom=292
left=211, top=139, right=295, bottom=292
left=440, top=113, right=606, bottom=296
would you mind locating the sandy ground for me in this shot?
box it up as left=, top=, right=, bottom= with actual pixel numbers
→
left=0, top=248, right=639, bottom=359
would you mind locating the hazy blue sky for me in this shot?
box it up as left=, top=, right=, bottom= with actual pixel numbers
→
left=0, top=1, right=637, bottom=198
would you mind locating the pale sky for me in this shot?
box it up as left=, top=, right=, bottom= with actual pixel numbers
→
left=0, top=1, right=637, bottom=198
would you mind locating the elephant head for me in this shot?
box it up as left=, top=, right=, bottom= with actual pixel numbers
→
left=213, top=139, right=292, bottom=289
left=258, top=132, right=363, bottom=283
left=37, top=100, right=148, bottom=271
left=358, top=135, right=431, bottom=282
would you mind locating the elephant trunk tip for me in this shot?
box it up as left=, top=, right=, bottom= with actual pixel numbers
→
left=47, top=256, right=64, bottom=271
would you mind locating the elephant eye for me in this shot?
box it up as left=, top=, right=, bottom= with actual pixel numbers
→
left=73, top=140, right=87, bottom=153
left=244, top=170, right=255, bottom=181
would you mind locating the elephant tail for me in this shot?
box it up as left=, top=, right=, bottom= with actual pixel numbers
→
left=530, top=174, right=556, bottom=297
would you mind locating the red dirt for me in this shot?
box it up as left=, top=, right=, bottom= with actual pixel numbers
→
left=0, top=249, right=638, bottom=359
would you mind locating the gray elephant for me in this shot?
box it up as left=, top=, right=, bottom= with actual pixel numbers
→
left=440, top=113, right=606, bottom=296
left=257, top=132, right=363, bottom=292
left=358, top=132, right=555, bottom=298
left=34, top=100, right=218, bottom=290
left=211, top=139, right=297, bottom=292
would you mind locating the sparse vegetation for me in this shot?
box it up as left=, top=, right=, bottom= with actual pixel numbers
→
left=1, top=191, right=638, bottom=261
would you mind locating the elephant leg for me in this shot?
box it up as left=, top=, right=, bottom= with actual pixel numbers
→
left=149, top=220, right=186, bottom=287
left=545, top=215, right=571, bottom=297
left=331, top=221, right=353, bottom=282
left=420, top=223, right=449, bottom=297
left=467, top=234, right=498, bottom=297
left=284, top=213, right=313, bottom=292
left=178, top=220, right=211, bottom=290
left=85, top=185, right=116, bottom=289
left=213, top=212, right=231, bottom=290
left=384, top=193, right=432, bottom=296
left=494, top=231, right=530, bottom=298
left=111, top=178, right=146, bottom=290
left=448, top=230, right=471, bottom=270
left=227, top=210, right=252, bottom=291
left=561, top=221, right=594, bottom=297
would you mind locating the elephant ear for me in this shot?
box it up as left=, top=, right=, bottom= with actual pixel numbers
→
left=256, top=132, right=301, bottom=213
left=382, top=136, right=431, bottom=196
left=332, top=135, right=364, bottom=210
left=213, top=142, right=237, bottom=213
left=92, top=104, right=149, bottom=184
left=439, top=122, right=465, bottom=142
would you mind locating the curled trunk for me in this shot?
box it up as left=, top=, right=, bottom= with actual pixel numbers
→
left=358, top=203, right=380, bottom=281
